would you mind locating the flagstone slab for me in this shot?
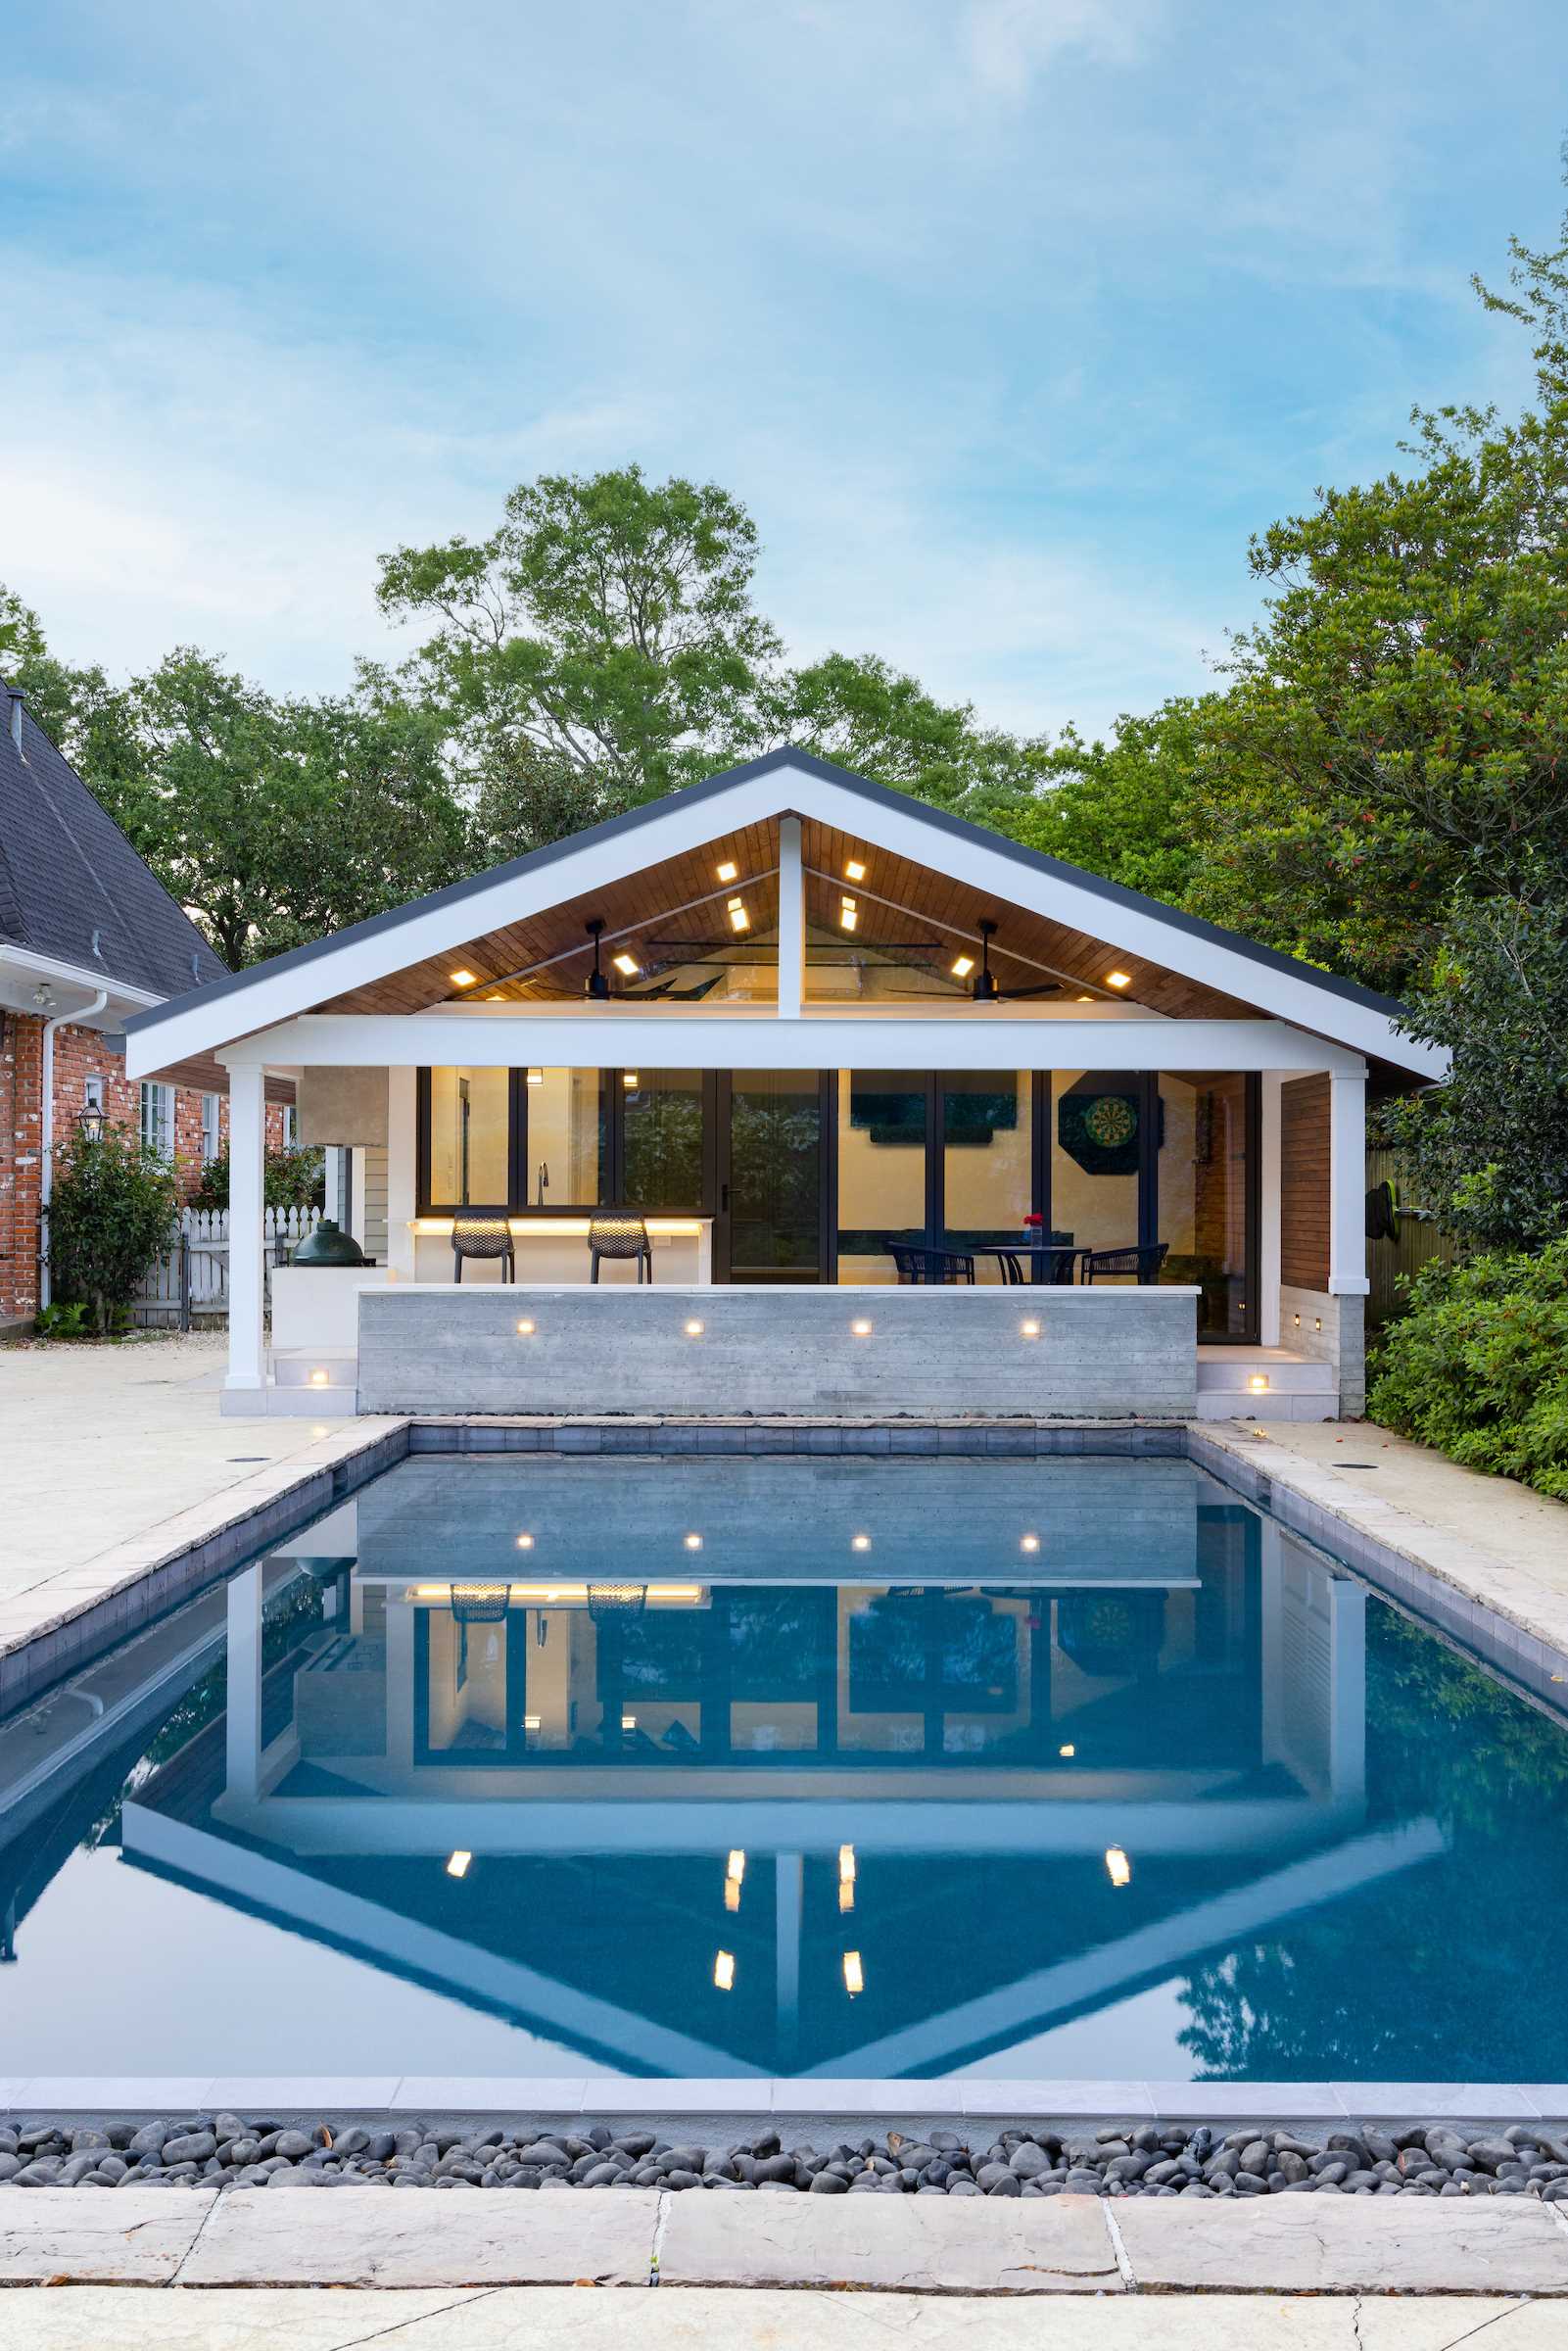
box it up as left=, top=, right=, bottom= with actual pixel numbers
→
left=178, top=2181, right=661, bottom=2285
left=0, top=2186, right=219, bottom=2283
left=656, top=2186, right=1121, bottom=2292
left=1114, top=2193, right=1568, bottom=2294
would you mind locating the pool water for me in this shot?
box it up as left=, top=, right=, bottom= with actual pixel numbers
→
left=4, top=1453, right=1567, bottom=2084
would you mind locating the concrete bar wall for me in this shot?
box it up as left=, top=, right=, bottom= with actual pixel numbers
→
left=356, top=1285, right=1201, bottom=1419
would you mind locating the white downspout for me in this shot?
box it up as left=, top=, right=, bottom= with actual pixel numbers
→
left=38, top=986, right=109, bottom=1309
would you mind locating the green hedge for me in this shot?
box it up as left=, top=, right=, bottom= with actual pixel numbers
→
left=1368, top=1239, right=1568, bottom=1498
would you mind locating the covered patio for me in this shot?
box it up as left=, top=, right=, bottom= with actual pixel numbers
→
left=122, top=751, right=1446, bottom=1421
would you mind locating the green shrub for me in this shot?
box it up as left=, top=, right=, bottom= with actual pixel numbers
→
left=47, top=1125, right=179, bottom=1336
left=191, top=1142, right=325, bottom=1212
left=1368, top=1239, right=1568, bottom=1497
left=33, top=1300, right=90, bottom=1340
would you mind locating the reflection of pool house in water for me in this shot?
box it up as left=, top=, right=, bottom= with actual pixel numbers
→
left=118, top=1463, right=1440, bottom=2078
left=120, top=749, right=1449, bottom=1424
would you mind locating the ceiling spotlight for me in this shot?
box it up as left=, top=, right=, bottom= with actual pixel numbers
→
left=623, top=1070, right=640, bottom=1088
left=1107, top=971, right=1132, bottom=989
left=844, top=859, right=866, bottom=882
left=839, top=895, right=858, bottom=933
left=612, top=952, right=641, bottom=978
left=973, top=919, right=999, bottom=1002
left=716, top=860, right=738, bottom=883
left=728, top=896, right=750, bottom=933
left=526, top=1068, right=544, bottom=1086
left=951, top=954, right=974, bottom=980
left=449, top=969, right=478, bottom=987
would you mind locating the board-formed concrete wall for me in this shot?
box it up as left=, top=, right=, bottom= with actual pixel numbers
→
left=356, top=1284, right=1201, bottom=1419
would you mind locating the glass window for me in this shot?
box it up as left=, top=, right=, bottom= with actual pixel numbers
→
left=138, top=1081, right=173, bottom=1161
left=1159, top=1073, right=1252, bottom=1336
left=523, top=1068, right=603, bottom=1207
left=729, top=1072, right=823, bottom=1281
left=622, top=1069, right=703, bottom=1210
left=942, top=1071, right=1031, bottom=1283
left=836, top=1071, right=927, bottom=1283
left=1049, top=1071, right=1141, bottom=1270
left=427, top=1067, right=510, bottom=1206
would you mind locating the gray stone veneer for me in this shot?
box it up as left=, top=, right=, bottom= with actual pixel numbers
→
left=356, top=1285, right=1202, bottom=1420
left=1278, top=1286, right=1366, bottom=1417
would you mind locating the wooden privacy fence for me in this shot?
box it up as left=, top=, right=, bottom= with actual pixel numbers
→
left=131, top=1205, right=321, bottom=1328
left=1364, top=1145, right=1455, bottom=1327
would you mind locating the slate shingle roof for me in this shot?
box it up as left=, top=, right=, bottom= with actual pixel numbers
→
left=0, top=686, right=225, bottom=1001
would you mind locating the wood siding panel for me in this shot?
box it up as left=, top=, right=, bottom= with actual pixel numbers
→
left=1281, top=1073, right=1331, bottom=1291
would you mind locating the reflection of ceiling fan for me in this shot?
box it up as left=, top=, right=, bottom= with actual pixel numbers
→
left=968, top=920, right=1069, bottom=1002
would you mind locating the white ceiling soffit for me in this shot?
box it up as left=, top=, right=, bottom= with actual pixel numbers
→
left=122, top=755, right=1446, bottom=1080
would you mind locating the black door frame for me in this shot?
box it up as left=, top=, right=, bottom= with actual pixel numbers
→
left=712, top=1070, right=835, bottom=1284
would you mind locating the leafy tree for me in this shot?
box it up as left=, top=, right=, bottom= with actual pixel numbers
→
left=1386, top=881, right=1568, bottom=1248
left=0, top=580, right=47, bottom=667
left=979, top=702, right=1212, bottom=905
left=47, top=1124, right=178, bottom=1335
left=750, top=650, right=1034, bottom=812
left=191, top=1143, right=326, bottom=1213
left=1184, top=199, right=1568, bottom=993
left=379, top=465, right=782, bottom=840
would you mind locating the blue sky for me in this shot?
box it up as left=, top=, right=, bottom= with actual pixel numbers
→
left=4, top=0, right=1565, bottom=739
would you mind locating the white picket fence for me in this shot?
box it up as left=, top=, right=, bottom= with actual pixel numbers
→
left=132, top=1205, right=322, bottom=1325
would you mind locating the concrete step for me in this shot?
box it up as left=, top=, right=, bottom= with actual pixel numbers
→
left=272, top=1351, right=358, bottom=1391
left=1196, top=1351, right=1337, bottom=1422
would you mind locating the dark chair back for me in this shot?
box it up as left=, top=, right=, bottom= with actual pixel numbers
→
left=590, top=1214, right=653, bottom=1283
left=451, top=1216, right=515, bottom=1284
left=885, top=1240, right=974, bottom=1285
left=1080, top=1241, right=1170, bottom=1286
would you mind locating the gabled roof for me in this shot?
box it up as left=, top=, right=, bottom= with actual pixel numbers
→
left=0, top=685, right=227, bottom=1000
left=122, top=746, right=1442, bottom=1077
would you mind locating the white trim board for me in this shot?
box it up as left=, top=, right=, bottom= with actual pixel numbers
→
left=215, top=1012, right=1367, bottom=1077
left=124, top=755, right=1447, bottom=1081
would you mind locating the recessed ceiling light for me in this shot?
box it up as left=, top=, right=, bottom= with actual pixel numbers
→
left=728, top=897, right=750, bottom=933
left=526, top=1068, right=544, bottom=1085
left=1107, top=971, right=1132, bottom=989
left=839, top=895, right=858, bottom=933
left=612, top=952, right=641, bottom=977
left=716, top=860, right=738, bottom=883
left=844, top=859, right=866, bottom=882
left=623, top=1070, right=640, bottom=1088
left=951, top=955, right=974, bottom=979
left=449, top=969, right=478, bottom=987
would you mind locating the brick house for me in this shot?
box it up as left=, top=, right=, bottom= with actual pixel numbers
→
left=0, top=680, right=292, bottom=1333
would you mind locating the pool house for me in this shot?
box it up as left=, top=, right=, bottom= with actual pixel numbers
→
left=122, top=749, right=1446, bottom=1421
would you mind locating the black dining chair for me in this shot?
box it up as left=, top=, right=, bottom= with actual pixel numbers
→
left=451, top=1216, right=515, bottom=1283
left=1080, top=1242, right=1170, bottom=1285
left=886, top=1240, right=975, bottom=1285
left=589, top=1214, right=653, bottom=1283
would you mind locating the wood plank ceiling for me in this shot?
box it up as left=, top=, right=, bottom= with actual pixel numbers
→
left=312, top=812, right=1263, bottom=1021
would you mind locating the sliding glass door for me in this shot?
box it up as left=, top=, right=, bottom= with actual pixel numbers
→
left=718, top=1072, right=830, bottom=1283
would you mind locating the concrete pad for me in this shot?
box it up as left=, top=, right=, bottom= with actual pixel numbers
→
left=0, top=2291, right=1550, bottom=2351
left=0, top=2185, right=219, bottom=2283
left=657, top=2186, right=1121, bottom=2292
left=1114, top=2193, right=1568, bottom=2294
left=179, top=2182, right=661, bottom=2285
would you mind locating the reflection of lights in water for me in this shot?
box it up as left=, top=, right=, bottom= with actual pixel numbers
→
left=1059, top=1743, right=1076, bottom=1757
left=842, top=1951, right=864, bottom=1996
left=839, top=1880, right=855, bottom=1913
left=714, top=1950, right=736, bottom=1991
left=728, top=1850, right=746, bottom=1884
left=838, top=1845, right=856, bottom=1885
left=1105, top=1846, right=1131, bottom=1888
left=725, top=1878, right=741, bottom=1912
left=446, top=1851, right=472, bottom=1879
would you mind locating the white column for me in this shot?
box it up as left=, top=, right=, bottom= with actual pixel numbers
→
left=1258, top=1073, right=1283, bottom=1345
left=1328, top=1066, right=1369, bottom=1296
left=777, top=814, right=805, bottom=1019
left=224, top=1564, right=263, bottom=1799
left=386, top=1065, right=417, bottom=1277
left=226, top=1063, right=266, bottom=1392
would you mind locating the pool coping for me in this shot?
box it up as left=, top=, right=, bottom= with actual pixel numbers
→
left=6, top=1410, right=1568, bottom=2129
left=4, top=2076, right=1568, bottom=2124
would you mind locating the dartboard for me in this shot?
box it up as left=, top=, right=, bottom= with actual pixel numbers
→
left=1084, top=1095, right=1137, bottom=1149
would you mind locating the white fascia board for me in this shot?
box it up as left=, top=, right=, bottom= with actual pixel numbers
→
left=0, top=941, right=159, bottom=1020
left=217, top=1011, right=1367, bottom=1075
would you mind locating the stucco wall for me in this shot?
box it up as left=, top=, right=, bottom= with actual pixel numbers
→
left=356, top=1283, right=1201, bottom=1419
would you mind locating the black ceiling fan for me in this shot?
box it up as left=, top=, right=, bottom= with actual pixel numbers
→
left=967, top=919, right=1071, bottom=1002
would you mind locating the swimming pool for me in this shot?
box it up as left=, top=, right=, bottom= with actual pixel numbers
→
left=3, top=1452, right=1566, bottom=2085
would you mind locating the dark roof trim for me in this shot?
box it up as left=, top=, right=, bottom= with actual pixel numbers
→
left=124, top=745, right=1412, bottom=1035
